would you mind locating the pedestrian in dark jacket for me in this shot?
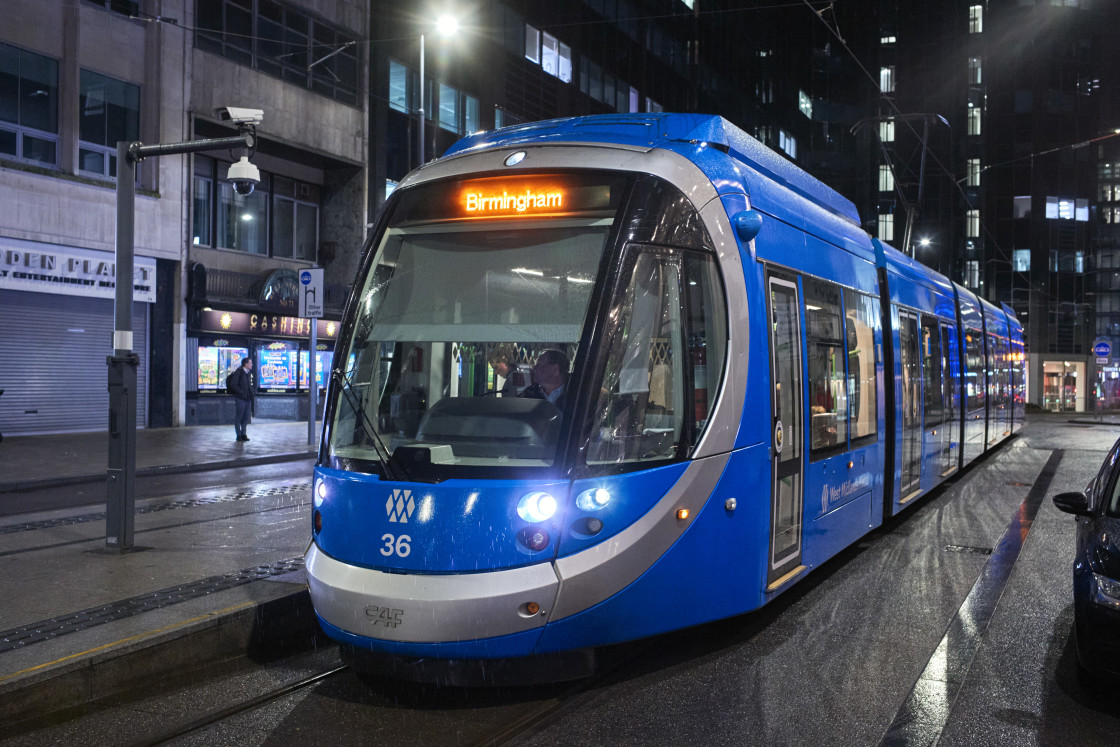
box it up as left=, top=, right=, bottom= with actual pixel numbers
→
left=229, top=357, right=255, bottom=441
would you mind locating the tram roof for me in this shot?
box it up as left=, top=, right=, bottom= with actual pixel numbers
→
left=443, top=113, right=862, bottom=226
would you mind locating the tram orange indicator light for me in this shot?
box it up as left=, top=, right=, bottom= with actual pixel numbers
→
left=676, top=508, right=690, bottom=520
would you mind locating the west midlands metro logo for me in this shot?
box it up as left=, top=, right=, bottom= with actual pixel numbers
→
left=386, top=489, right=416, bottom=523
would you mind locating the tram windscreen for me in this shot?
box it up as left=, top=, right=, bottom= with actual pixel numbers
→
left=329, top=174, right=624, bottom=470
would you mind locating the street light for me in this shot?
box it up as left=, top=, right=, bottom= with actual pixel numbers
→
left=417, top=15, right=460, bottom=167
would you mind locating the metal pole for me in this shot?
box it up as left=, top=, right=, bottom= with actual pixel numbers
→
left=418, top=33, right=425, bottom=166
left=309, top=320, right=318, bottom=446
left=103, top=130, right=254, bottom=553
left=107, top=141, right=138, bottom=551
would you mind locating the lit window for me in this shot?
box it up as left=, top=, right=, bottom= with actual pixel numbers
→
left=1013, top=196, right=1031, bottom=218
left=967, top=107, right=982, bottom=135
left=1013, top=249, right=1030, bottom=272
left=969, top=5, right=983, bottom=33
left=880, top=66, right=895, bottom=93
left=881, top=35, right=897, bottom=44
left=879, top=164, right=895, bottom=192
left=524, top=24, right=540, bottom=63
left=965, top=260, right=980, bottom=288
left=799, top=90, right=813, bottom=118
left=541, top=32, right=558, bottom=76
left=966, top=209, right=980, bottom=238
left=879, top=213, right=895, bottom=241
left=969, top=57, right=982, bottom=85
left=779, top=130, right=797, bottom=159
left=647, top=97, right=663, bottom=113
left=558, top=42, right=572, bottom=83
left=879, top=120, right=895, bottom=143
left=967, top=158, right=981, bottom=187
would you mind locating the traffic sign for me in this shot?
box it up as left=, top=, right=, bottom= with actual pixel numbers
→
left=298, top=268, right=324, bottom=318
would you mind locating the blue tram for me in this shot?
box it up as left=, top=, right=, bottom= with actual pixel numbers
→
left=305, top=114, right=1025, bottom=680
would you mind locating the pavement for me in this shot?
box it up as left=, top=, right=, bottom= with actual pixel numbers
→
left=0, top=420, right=321, bottom=733
left=0, top=419, right=319, bottom=493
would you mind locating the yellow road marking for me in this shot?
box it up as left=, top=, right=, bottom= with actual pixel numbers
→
left=0, top=601, right=256, bottom=683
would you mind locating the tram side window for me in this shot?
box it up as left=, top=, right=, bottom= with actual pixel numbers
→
left=922, top=316, right=944, bottom=426
left=684, top=252, right=727, bottom=434
left=585, top=248, right=726, bottom=466
left=804, top=279, right=848, bottom=456
left=963, top=326, right=985, bottom=412
left=941, top=322, right=959, bottom=423
left=844, top=289, right=878, bottom=444
left=586, top=250, right=686, bottom=465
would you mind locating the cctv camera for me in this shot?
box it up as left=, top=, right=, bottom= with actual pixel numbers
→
left=214, top=106, right=264, bottom=126
left=227, top=156, right=260, bottom=196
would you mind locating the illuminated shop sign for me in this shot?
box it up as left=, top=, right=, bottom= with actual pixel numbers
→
left=0, top=238, right=156, bottom=302
left=199, top=309, right=338, bottom=339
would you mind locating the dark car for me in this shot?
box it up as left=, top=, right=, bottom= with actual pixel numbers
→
left=1053, top=438, right=1120, bottom=681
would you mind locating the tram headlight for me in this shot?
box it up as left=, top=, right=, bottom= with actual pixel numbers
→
left=576, top=488, right=611, bottom=511
left=314, top=479, right=327, bottom=507
left=517, top=491, right=557, bottom=523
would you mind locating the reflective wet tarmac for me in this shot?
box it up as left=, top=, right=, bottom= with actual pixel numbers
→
left=4, top=415, right=1119, bottom=746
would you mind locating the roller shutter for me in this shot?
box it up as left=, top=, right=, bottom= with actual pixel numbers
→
left=0, top=290, right=149, bottom=435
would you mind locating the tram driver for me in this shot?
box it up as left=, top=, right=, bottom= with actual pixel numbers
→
left=520, top=348, right=570, bottom=408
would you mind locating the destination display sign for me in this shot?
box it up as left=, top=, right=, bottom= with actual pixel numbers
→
left=391, top=173, right=625, bottom=225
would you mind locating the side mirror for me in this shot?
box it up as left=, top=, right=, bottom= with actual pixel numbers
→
left=1052, top=491, right=1093, bottom=517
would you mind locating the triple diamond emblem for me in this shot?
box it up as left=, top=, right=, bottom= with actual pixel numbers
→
left=386, top=489, right=416, bottom=523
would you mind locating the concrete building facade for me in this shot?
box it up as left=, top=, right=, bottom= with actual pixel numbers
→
left=0, top=0, right=369, bottom=434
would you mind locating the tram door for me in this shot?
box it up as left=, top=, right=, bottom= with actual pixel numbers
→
left=766, top=275, right=805, bottom=588
left=898, top=309, right=922, bottom=500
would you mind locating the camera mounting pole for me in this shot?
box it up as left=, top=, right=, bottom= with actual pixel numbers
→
left=106, top=124, right=257, bottom=553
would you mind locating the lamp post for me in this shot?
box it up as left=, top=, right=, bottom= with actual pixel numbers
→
left=106, top=113, right=261, bottom=552
left=417, top=15, right=460, bottom=167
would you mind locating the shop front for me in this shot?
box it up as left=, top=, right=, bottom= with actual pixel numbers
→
left=1042, top=360, right=1086, bottom=413
left=188, top=309, right=339, bottom=425
left=0, top=237, right=157, bottom=435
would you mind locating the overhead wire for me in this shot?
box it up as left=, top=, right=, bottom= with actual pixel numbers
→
left=79, top=0, right=1098, bottom=296
left=803, top=0, right=1120, bottom=317
left=800, top=0, right=1020, bottom=267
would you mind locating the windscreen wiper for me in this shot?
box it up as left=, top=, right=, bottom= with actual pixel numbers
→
left=331, top=369, right=411, bottom=482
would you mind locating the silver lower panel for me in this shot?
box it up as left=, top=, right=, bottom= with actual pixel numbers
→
left=306, top=543, right=560, bottom=643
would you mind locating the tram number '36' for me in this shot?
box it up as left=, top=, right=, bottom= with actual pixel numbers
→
left=380, top=533, right=412, bottom=557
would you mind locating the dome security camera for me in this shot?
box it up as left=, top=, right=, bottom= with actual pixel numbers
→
left=227, top=156, right=260, bottom=197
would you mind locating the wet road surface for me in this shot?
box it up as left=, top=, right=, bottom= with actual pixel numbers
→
left=3, top=416, right=1119, bottom=745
